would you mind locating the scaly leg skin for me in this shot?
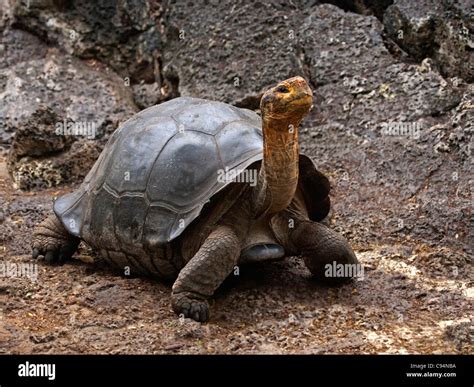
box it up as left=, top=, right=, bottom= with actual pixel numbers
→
left=290, top=220, right=359, bottom=285
left=171, top=225, right=240, bottom=322
left=271, top=209, right=360, bottom=285
left=32, top=214, right=80, bottom=264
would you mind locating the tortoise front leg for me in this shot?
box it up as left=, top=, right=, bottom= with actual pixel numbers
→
left=272, top=213, right=359, bottom=284
left=171, top=225, right=240, bottom=322
left=290, top=219, right=359, bottom=284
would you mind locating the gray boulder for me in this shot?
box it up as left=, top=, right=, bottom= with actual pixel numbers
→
left=296, top=4, right=471, bottom=250
left=161, top=0, right=306, bottom=107
left=384, top=0, right=473, bottom=81
left=2, top=30, right=137, bottom=189
left=11, top=0, right=167, bottom=107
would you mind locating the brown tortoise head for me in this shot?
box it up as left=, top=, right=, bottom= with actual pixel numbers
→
left=260, top=76, right=313, bottom=121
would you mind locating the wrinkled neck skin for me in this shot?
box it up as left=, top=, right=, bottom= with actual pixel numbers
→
left=253, top=113, right=302, bottom=218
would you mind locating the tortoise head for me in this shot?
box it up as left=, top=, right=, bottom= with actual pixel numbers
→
left=260, top=76, right=313, bottom=121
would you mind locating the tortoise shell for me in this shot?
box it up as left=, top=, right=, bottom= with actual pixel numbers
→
left=53, top=97, right=330, bottom=252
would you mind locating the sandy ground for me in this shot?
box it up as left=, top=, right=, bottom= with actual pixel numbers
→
left=0, top=142, right=472, bottom=354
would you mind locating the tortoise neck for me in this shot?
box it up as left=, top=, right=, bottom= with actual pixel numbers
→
left=254, top=114, right=301, bottom=216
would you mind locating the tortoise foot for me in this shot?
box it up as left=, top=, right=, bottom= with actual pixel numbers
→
left=171, top=292, right=210, bottom=323
left=32, top=215, right=80, bottom=265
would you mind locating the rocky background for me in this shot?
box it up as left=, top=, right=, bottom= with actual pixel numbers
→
left=0, top=0, right=472, bottom=353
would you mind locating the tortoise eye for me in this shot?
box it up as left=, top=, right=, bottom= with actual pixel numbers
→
left=276, top=85, right=290, bottom=93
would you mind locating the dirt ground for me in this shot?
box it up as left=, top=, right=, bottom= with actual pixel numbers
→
left=1, top=122, right=472, bottom=354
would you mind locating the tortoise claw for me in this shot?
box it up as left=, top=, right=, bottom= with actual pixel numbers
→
left=171, top=293, right=210, bottom=323
left=44, top=250, right=58, bottom=264
left=58, top=244, right=77, bottom=264
left=31, top=214, right=80, bottom=265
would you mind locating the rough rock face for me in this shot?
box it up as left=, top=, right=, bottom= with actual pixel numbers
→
left=0, top=29, right=47, bottom=144
left=161, top=0, right=306, bottom=107
left=296, top=4, right=472, bottom=252
left=12, top=0, right=167, bottom=107
left=384, top=0, right=474, bottom=82
left=0, top=0, right=13, bottom=31
left=6, top=106, right=103, bottom=190
left=1, top=29, right=137, bottom=189
left=299, top=5, right=463, bottom=131
left=324, top=0, right=394, bottom=20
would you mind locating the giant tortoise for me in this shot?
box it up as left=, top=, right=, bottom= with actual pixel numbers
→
left=32, top=76, right=358, bottom=322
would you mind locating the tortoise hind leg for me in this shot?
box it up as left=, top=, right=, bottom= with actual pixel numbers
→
left=32, top=214, right=80, bottom=264
left=171, top=225, right=240, bottom=322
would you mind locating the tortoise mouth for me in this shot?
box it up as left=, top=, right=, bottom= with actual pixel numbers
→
left=262, top=94, right=313, bottom=119
left=290, top=94, right=313, bottom=109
